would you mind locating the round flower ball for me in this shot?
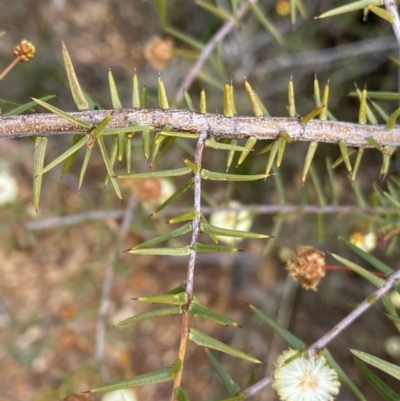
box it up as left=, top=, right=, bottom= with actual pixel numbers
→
left=273, top=348, right=340, bottom=401
left=0, top=170, right=18, bottom=205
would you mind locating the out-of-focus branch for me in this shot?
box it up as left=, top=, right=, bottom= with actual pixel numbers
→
left=19, top=205, right=389, bottom=231
left=256, top=36, right=397, bottom=76
left=174, top=0, right=255, bottom=103
left=2, top=109, right=400, bottom=147
left=384, top=0, right=400, bottom=47
left=309, top=268, right=400, bottom=351
left=95, top=195, right=136, bottom=380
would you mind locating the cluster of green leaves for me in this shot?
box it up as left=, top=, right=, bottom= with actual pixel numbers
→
left=89, top=283, right=259, bottom=396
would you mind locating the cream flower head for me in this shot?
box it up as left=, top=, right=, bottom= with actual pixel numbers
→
left=0, top=169, right=18, bottom=205
left=209, top=200, right=253, bottom=246
left=273, top=348, right=340, bottom=401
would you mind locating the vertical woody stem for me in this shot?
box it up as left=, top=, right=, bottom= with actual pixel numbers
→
left=170, top=131, right=207, bottom=400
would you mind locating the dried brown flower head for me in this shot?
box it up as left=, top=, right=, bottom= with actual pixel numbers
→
left=286, top=246, right=326, bottom=290
left=131, top=177, right=175, bottom=210
left=144, top=36, right=174, bottom=70
left=132, top=177, right=161, bottom=204
left=13, top=39, right=36, bottom=62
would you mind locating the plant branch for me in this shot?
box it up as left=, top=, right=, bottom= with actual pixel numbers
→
left=309, top=269, right=400, bottom=350
left=171, top=131, right=207, bottom=400
left=2, top=109, right=400, bottom=147
left=16, top=204, right=389, bottom=231
left=242, top=268, right=400, bottom=398
left=256, top=36, right=397, bottom=76
left=95, top=195, right=136, bottom=380
left=174, top=0, right=254, bottom=103
left=385, top=0, right=400, bottom=47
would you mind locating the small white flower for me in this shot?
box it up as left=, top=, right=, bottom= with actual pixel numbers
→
left=101, top=389, right=137, bottom=401
left=273, top=348, right=340, bottom=401
left=0, top=170, right=18, bottom=205
left=210, top=200, right=253, bottom=246
left=384, top=335, right=400, bottom=358
left=349, top=231, right=377, bottom=253
left=389, top=290, right=400, bottom=309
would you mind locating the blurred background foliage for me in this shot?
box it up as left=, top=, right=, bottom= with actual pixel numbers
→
left=1, top=1, right=400, bottom=400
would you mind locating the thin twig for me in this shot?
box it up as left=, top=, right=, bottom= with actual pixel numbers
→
left=174, top=0, right=254, bottom=103
left=309, top=269, right=400, bottom=351
left=95, top=195, right=136, bottom=380
left=23, top=210, right=123, bottom=230
left=171, top=131, right=207, bottom=400
left=186, top=131, right=207, bottom=297
left=18, top=205, right=389, bottom=232
left=385, top=0, right=400, bottom=47
left=0, top=57, right=21, bottom=81
left=243, top=268, right=400, bottom=397
left=256, top=36, right=397, bottom=76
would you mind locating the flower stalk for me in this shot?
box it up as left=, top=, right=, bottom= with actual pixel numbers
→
left=0, top=39, right=35, bottom=81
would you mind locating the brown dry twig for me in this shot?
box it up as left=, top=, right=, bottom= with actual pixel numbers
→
left=2, top=109, right=400, bottom=147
